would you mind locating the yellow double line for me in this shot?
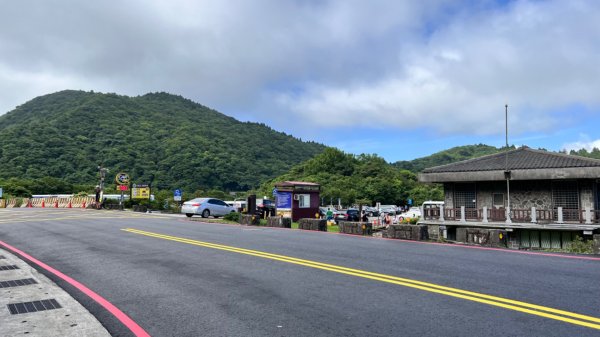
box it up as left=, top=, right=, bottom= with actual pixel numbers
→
left=122, top=228, right=600, bottom=330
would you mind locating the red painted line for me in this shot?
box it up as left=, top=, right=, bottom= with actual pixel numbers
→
left=0, top=240, right=151, bottom=337
left=178, top=218, right=600, bottom=261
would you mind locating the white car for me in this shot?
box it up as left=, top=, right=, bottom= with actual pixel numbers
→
left=396, top=207, right=422, bottom=221
left=182, top=198, right=236, bottom=218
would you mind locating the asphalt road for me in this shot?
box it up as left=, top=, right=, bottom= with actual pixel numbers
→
left=1, top=208, right=599, bottom=337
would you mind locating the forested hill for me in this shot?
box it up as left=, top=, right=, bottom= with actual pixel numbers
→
left=0, top=90, right=326, bottom=191
left=393, top=144, right=504, bottom=172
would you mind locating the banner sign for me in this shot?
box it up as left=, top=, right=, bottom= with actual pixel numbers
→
left=132, top=184, right=150, bottom=199
left=275, top=191, right=292, bottom=209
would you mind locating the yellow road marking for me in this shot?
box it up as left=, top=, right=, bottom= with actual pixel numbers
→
left=122, top=228, right=600, bottom=330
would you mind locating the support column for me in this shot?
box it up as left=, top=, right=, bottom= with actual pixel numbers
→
left=530, top=207, right=537, bottom=223
left=557, top=207, right=564, bottom=224
left=460, top=206, right=466, bottom=223
left=482, top=206, right=488, bottom=223
left=585, top=206, right=592, bottom=224
left=439, top=205, right=445, bottom=222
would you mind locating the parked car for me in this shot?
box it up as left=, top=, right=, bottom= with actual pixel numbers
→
left=396, top=207, right=422, bottom=221
left=335, top=209, right=360, bottom=223
left=363, top=206, right=379, bottom=217
left=379, top=205, right=397, bottom=215
left=257, top=198, right=275, bottom=217
left=182, top=198, right=236, bottom=218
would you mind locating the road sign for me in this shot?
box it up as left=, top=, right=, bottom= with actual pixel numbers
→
left=115, top=172, right=130, bottom=185
left=174, top=189, right=182, bottom=201
left=272, top=188, right=278, bottom=197
left=0, top=187, right=3, bottom=198
left=408, top=199, right=413, bottom=206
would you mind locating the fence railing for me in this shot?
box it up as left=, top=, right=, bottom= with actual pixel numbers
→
left=422, top=206, right=597, bottom=224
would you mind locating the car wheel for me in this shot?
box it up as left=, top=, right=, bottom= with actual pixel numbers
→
left=185, top=213, right=193, bottom=218
left=202, top=209, right=210, bottom=218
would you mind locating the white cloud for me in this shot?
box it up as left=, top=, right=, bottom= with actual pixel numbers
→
left=563, top=135, right=600, bottom=152
left=1, top=0, right=599, bottom=145
left=276, top=0, right=600, bottom=135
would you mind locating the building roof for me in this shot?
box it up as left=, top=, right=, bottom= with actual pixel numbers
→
left=275, top=181, right=320, bottom=187
left=419, top=147, right=600, bottom=183
left=423, top=147, right=600, bottom=173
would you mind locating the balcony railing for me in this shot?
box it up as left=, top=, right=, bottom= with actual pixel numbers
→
left=422, top=206, right=598, bottom=224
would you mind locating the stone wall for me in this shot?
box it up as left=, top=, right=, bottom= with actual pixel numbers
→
left=387, top=225, right=428, bottom=241
left=266, top=216, right=292, bottom=228
left=298, top=218, right=327, bottom=231
left=338, top=221, right=372, bottom=236
left=240, top=215, right=260, bottom=226
left=510, top=190, right=552, bottom=209
left=427, top=225, right=442, bottom=241
left=594, top=234, right=600, bottom=255
left=456, top=228, right=507, bottom=247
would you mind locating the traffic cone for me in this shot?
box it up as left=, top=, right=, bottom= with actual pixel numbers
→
left=54, top=200, right=59, bottom=208
left=68, top=200, right=72, bottom=208
left=27, top=200, right=32, bottom=208
left=82, top=201, right=86, bottom=208
left=41, top=200, right=45, bottom=208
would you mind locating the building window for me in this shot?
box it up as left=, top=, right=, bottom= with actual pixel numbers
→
left=298, top=194, right=310, bottom=208
left=493, top=193, right=504, bottom=208
left=454, top=183, right=476, bottom=209
left=552, top=181, right=579, bottom=221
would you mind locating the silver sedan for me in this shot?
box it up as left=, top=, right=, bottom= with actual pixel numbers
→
left=181, top=198, right=236, bottom=218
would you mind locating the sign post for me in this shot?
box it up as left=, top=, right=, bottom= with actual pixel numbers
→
left=174, top=189, right=182, bottom=202
left=115, top=173, right=130, bottom=210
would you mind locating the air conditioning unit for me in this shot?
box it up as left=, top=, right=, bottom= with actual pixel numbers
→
left=293, top=195, right=300, bottom=200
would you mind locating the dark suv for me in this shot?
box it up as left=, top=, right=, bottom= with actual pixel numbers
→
left=336, top=209, right=360, bottom=223
left=257, top=199, right=275, bottom=217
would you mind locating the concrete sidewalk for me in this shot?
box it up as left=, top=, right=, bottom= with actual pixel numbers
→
left=0, top=248, right=110, bottom=337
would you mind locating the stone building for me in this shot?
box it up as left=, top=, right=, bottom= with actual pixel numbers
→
left=418, top=147, right=600, bottom=250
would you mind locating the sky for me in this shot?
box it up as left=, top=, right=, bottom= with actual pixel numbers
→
left=1, top=0, right=600, bottom=162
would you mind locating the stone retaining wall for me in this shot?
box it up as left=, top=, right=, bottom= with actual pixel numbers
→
left=456, top=228, right=507, bottom=247
left=240, top=215, right=261, bottom=226
left=266, top=216, right=292, bottom=228
left=338, top=221, right=372, bottom=236
left=387, top=225, right=429, bottom=241
left=427, top=225, right=442, bottom=241
left=298, top=218, right=327, bottom=231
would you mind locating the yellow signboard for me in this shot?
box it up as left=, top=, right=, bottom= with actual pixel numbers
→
left=132, top=186, right=150, bottom=200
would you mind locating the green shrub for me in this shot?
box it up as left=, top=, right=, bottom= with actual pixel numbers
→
left=223, top=212, right=241, bottom=222
left=567, top=236, right=595, bottom=254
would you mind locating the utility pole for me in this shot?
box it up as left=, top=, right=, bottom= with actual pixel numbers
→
left=505, top=104, right=512, bottom=224
left=97, top=165, right=108, bottom=204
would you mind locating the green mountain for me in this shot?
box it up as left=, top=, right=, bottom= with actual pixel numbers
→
left=393, top=144, right=504, bottom=172
left=0, top=90, right=326, bottom=192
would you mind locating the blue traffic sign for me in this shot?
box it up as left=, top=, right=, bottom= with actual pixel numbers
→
left=408, top=198, right=413, bottom=206
left=174, top=189, right=182, bottom=197
left=272, top=188, right=278, bottom=197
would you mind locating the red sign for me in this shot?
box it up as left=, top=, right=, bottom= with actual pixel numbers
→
left=117, top=185, right=129, bottom=191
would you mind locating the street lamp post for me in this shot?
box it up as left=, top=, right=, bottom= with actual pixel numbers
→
left=504, top=105, right=512, bottom=224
